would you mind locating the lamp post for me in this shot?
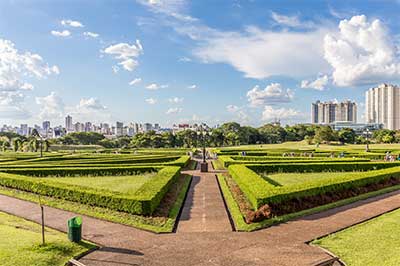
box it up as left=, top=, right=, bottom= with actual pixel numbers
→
left=197, top=126, right=211, bottom=172
left=363, top=128, right=371, bottom=152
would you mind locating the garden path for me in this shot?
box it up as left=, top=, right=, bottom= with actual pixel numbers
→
left=177, top=160, right=232, bottom=232
left=0, top=163, right=400, bottom=265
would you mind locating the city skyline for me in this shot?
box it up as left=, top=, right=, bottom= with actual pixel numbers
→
left=2, top=1, right=400, bottom=126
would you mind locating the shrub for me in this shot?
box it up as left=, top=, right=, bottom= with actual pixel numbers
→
left=0, top=166, right=181, bottom=215
left=228, top=164, right=400, bottom=210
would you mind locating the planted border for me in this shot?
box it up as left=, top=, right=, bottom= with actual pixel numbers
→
left=228, top=163, right=400, bottom=210
left=0, top=166, right=181, bottom=215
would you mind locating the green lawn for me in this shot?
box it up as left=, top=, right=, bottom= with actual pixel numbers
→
left=313, top=208, right=400, bottom=266
left=264, top=171, right=364, bottom=186
left=0, top=212, right=95, bottom=266
left=41, top=173, right=157, bottom=194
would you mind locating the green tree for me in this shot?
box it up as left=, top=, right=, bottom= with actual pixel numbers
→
left=338, top=128, right=356, bottom=144
left=314, top=126, right=336, bottom=144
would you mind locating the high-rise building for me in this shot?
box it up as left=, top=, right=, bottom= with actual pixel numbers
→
left=311, top=100, right=357, bottom=124
left=116, top=122, right=124, bottom=136
left=366, top=83, right=400, bottom=130
left=42, top=121, right=50, bottom=131
left=84, top=122, right=92, bottom=132
left=143, top=123, right=152, bottom=132
left=65, top=115, right=73, bottom=132
left=42, top=121, right=51, bottom=137
left=20, top=124, right=28, bottom=136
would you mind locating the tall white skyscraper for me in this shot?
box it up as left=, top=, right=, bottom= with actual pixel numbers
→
left=365, top=83, right=400, bottom=130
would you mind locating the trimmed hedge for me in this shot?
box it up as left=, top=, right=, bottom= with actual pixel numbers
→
left=228, top=163, right=400, bottom=210
left=0, top=156, right=190, bottom=169
left=247, top=161, right=400, bottom=173
left=219, top=155, right=370, bottom=167
left=0, top=166, right=181, bottom=215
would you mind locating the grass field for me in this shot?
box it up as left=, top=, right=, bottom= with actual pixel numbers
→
left=0, top=212, right=95, bottom=266
left=264, top=172, right=365, bottom=186
left=42, top=173, right=157, bottom=194
left=313, top=208, right=400, bottom=266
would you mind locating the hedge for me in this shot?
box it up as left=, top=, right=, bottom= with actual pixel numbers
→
left=0, top=166, right=181, bottom=215
left=219, top=155, right=370, bottom=167
left=247, top=161, right=400, bottom=174
left=0, top=156, right=190, bottom=169
left=228, top=164, right=400, bottom=210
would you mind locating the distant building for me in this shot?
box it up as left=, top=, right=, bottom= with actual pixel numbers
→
left=365, top=83, right=400, bottom=130
left=311, top=100, right=357, bottom=124
left=42, top=121, right=51, bottom=137
left=116, top=122, right=124, bottom=136
left=65, top=115, right=73, bottom=132
left=143, top=123, right=152, bottom=132
left=20, top=124, right=28, bottom=136
left=330, top=121, right=383, bottom=135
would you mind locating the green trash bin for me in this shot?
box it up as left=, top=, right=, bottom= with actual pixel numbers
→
left=67, top=216, right=82, bottom=242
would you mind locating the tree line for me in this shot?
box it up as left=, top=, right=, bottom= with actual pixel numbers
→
left=2, top=122, right=400, bottom=151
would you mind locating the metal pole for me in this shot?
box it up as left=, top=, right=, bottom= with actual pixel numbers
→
left=202, top=133, right=206, bottom=163
left=41, top=204, right=45, bottom=245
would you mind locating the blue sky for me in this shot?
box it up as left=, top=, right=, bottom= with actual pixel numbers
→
left=1, top=0, right=400, bottom=127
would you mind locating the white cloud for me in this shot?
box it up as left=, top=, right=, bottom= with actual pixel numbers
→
left=146, top=83, right=168, bottom=90
left=51, top=30, right=71, bottom=37
left=112, top=66, right=119, bottom=73
left=166, top=107, right=182, bottom=114
left=83, top=31, right=99, bottom=38
left=246, top=83, right=294, bottom=107
left=35, top=92, right=64, bottom=120
left=262, top=105, right=302, bottom=121
left=179, top=56, right=192, bottom=62
left=0, top=91, right=31, bottom=119
left=168, top=97, right=183, bottom=103
left=77, top=98, right=106, bottom=110
left=191, top=26, right=330, bottom=79
left=67, top=98, right=110, bottom=123
left=129, top=78, right=142, bottom=85
left=137, top=0, right=196, bottom=22
left=301, top=75, right=329, bottom=91
left=187, top=84, right=197, bottom=89
left=324, top=15, right=400, bottom=86
left=103, top=40, right=143, bottom=71
left=0, top=39, right=58, bottom=119
left=145, top=98, right=157, bottom=104
left=271, top=12, right=301, bottom=28
left=61, top=19, right=84, bottom=28
left=226, top=104, right=239, bottom=113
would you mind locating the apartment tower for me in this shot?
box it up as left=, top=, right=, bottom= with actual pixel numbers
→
left=365, top=83, right=400, bottom=130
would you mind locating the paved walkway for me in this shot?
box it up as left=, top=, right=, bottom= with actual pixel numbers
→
left=0, top=162, right=400, bottom=265
left=178, top=161, right=232, bottom=232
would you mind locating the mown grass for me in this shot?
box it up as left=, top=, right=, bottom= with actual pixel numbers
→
left=41, top=173, right=157, bottom=194
left=312, top=208, right=400, bottom=266
left=264, top=171, right=365, bottom=186
left=0, top=174, right=191, bottom=233
left=0, top=211, right=95, bottom=266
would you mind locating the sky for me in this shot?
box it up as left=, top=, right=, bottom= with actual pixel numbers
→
left=2, top=0, right=400, bottom=127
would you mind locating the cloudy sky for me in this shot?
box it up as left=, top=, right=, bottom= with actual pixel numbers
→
left=2, top=0, right=400, bottom=127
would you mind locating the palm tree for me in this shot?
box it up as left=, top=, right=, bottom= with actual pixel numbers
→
left=31, top=129, right=44, bottom=157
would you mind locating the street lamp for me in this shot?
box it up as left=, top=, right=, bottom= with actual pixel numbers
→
left=197, top=127, right=211, bottom=172
left=363, top=128, right=371, bottom=152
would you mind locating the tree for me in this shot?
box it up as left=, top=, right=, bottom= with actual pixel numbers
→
left=258, top=124, right=286, bottom=144
left=338, top=128, right=356, bottom=144
left=314, top=126, right=336, bottom=144
left=12, top=138, right=21, bottom=152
